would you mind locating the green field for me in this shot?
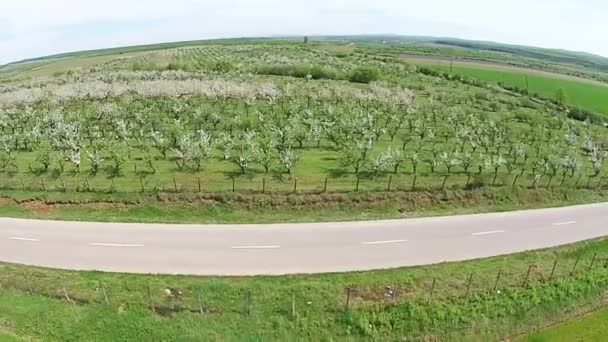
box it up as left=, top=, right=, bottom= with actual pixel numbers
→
left=418, top=61, right=608, bottom=115
left=525, top=307, right=608, bottom=341
left=1, top=237, right=608, bottom=340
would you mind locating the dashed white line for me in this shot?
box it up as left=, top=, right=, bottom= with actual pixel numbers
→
left=362, top=239, right=408, bottom=245
left=471, top=230, right=505, bottom=236
left=8, top=237, right=40, bottom=242
left=552, top=221, right=577, bottom=226
left=231, top=245, right=281, bottom=250
left=89, top=243, right=144, bottom=247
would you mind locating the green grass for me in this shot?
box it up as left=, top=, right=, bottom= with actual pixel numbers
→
left=418, top=62, right=608, bottom=115
left=2, top=238, right=608, bottom=340
left=1, top=186, right=607, bottom=224
left=525, top=306, right=608, bottom=341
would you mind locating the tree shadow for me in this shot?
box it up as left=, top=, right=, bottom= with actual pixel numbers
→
left=325, top=167, right=350, bottom=178
left=222, top=170, right=255, bottom=180
left=357, top=171, right=388, bottom=180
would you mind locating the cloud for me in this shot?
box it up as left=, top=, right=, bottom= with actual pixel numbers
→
left=1, top=0, right=607, bottom=64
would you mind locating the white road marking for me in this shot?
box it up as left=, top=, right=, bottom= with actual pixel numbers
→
left=471, top=230, right=505, bottom=236
left=552, top=221, right=577, bottom=226
left=231, top=245, right=281, bottom=250
left=89, top=243, right=144, bottom=247
left=362, top=239, right=408, bottom=245
left=8, top=237, right=40, bottom=242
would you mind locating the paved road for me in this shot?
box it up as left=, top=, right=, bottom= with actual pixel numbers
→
left=1, top=203, right=607, bottom=276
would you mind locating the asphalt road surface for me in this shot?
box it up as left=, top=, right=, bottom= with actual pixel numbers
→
left=1, top=202, right=607, bottom=276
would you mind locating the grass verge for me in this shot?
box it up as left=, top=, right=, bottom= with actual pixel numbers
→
left=2, top=238, right=608, bottom=340
left=0, top=186, right=607, bottom=224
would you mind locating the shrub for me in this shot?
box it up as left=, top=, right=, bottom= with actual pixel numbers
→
left=418, top=67, right=441, bottom=77
left=335, top=52, right=351, bottom=58
left=211, top=61, right=234, bottom=73
left=252, top=64, right=339, bottom=80
left=309, top=66, right=339, bottom=80
left=349, top=67, right=380, bottom=83
left=568, top=107, right=606, bottom=125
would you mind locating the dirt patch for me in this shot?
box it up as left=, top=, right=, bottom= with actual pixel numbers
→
left=17, top=200, right=135, bottom=215
left=154, top=305, right=202, bottom=317
left=19, top=200, right=53, bottom=216
left=48, top=290, right=90, bottom=305
left=2, top=187, right=605, bottom=219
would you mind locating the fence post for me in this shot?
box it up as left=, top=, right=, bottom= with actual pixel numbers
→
left=140, top=177, right=145, bottom=193
left=245, top=289, right=252, bottom=316
left=387, top=175, right=393, bottom=191
left=355, top=177, right=360, bottom=192
left=197, top=293, right=204, bottom=315
left=100, top=282, right=110, bottom=306
left=60, top=177, right=66, bottom=192
left=465, top=273, right=474, bottom=299
left=392, top=283, right=398, bottom=302
left=291, top=293, right=297, bottom=319
left=589, top=253, right=597, bottom=270
left=232, top=177, right=236, bottom=193
left=293, top=178, right=297, bottom=194
left=24, top=274, right=33, bottom=295
left=411, top=175, right=417, bottom=191
left=549, top=259, right=558, bottom=281
left=523, top=265, right=533, bottom=288
left=85, top=179, right=90, bottom=192
left=63, top=286, right=75, bottom=306
left=493, top=269, right=502, bottom=292
left=173, top=177, right=178, bottom=192
left=570, top=256, right=581, bottom=276
left=323, top=177, right=328, bottom=193
left=428, top=278, right=437, bottom=303
left=198, top=177, right=202, bottom=193
left=262, top=178, right=266, bottom=194
left=147, top=285, right=155, bottom=313
left=345, top=287, right=352, bottom=312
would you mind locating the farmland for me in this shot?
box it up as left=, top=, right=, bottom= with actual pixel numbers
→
left=401, top=56, right=608, bottom=115
left=0, top=43, right=607, bottom=222
left=2, top=37, right=608, bottom=340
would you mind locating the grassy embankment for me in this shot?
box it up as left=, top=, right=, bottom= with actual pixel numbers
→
left=2, top=238, right=608, bottom=340
left=0, top=186, right=607, bottom=224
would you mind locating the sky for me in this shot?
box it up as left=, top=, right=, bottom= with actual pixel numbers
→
left=1, top=0, right=607, bottom=65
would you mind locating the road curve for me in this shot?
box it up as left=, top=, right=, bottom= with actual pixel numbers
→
left=1, top=203, right=607, bottom=276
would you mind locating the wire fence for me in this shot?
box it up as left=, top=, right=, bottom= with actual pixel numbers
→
left=1, top=253, right=607, bottom=322
left=0, top=172, right=606, bottom=197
